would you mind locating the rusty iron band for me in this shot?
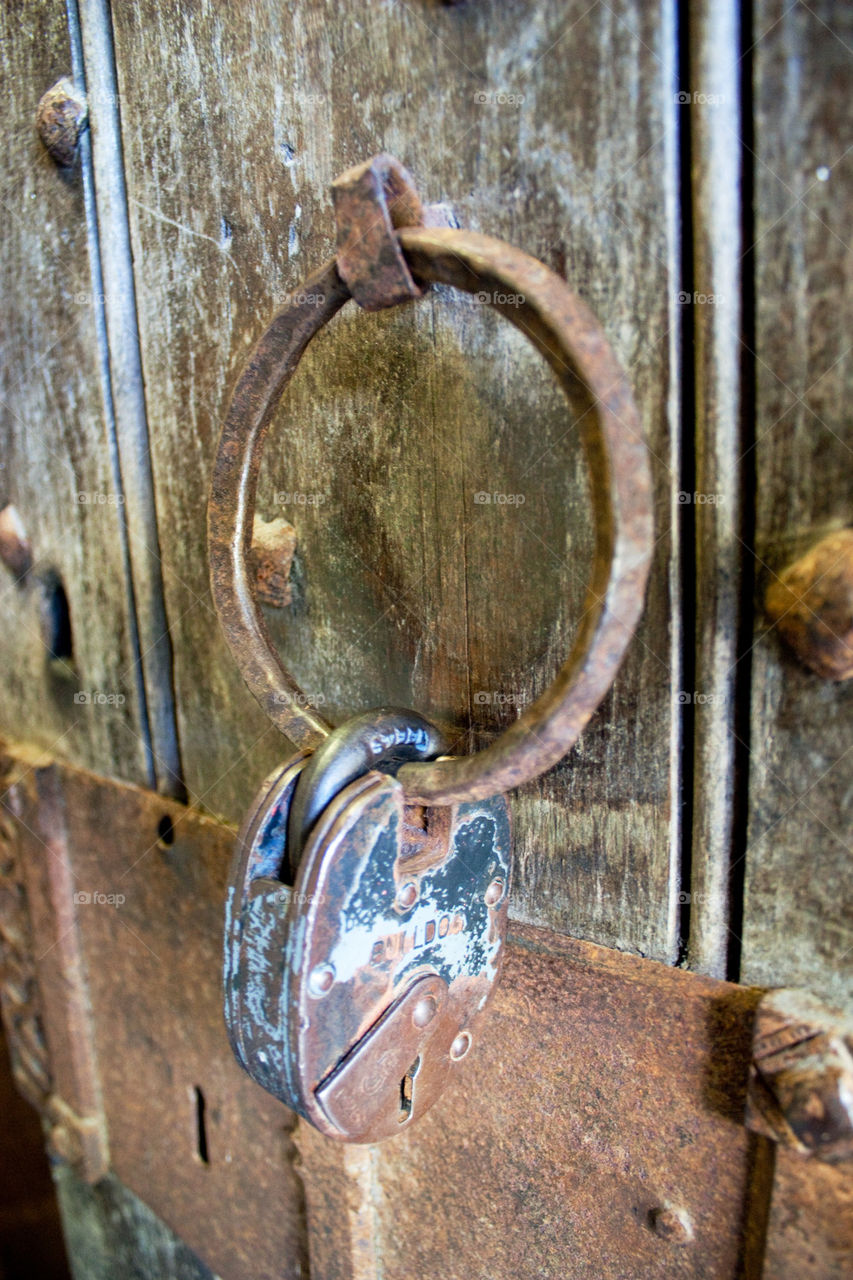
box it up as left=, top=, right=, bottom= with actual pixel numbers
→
left=208, top=227, right=653, bottom=806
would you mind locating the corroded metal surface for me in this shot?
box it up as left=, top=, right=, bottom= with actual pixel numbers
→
left=250, top=515, right=297, bottom=608
left=35, top=76, right=88, bottom=166
left=314, top=973, right=451, bottom=1140
left=331, top=153, right=426, bottom=310
left=0, top=747, right=108, bottom=1183
left=298, top=924, right=768, bottom=1280
left=765, top=528, right=853, bottom=680
left=2, top=744, right=308, bottom=1280
left=0, top=505, right=32, bottom=580
left=0, top=758, right=51, bottom=1111
left=746, top=987, right=853, bottom=1163
left=207, top=257, right=347, bottom=751
left=9, top=742, right=853, bottom=1278
left=393, top=226, right=653, bottom=804
left=286, top=707, right=447, bottom=864
left=207, top=155, right=653, bottom=806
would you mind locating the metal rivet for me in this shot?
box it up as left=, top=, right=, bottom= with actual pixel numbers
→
left=649, top=1205, right=693, bottom=1244
left=765, top=528, right=853, bottom=680
left=308, top=963, right=335, bottom=997
left=249, top=514, right=297, bottom=607
left=484, top=878, right=504, bottom=906
left=0, top=506, right=32, bottom=580
left=450, top=1031, right=472, bottom=1061
left=396, top=881, right=418, bottom=910
left=412, top=995, right=438, bottom=1028
left=35, top=78, right=88, bottom=167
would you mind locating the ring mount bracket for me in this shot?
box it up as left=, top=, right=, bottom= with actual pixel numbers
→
left=331, top=153, right=455, bottom=310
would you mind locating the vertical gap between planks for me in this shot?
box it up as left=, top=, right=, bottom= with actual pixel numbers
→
left=660, top=0, right=684, bottom=967
left=67, top=0, right=185, bottom=799
left=684, top=0, right=746, bottom=977
left=727, top=0, right=758, bottom=984
left=66, top=0, right=155, bottom=791
left=676, top=0, right=697, bottom=967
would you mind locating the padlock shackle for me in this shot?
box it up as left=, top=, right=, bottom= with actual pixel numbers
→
left=208, top=165, right=653, bottom=806
left=286, top=708, right=447, bottom=869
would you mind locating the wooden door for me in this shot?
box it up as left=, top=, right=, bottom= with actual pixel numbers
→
left=0, top=0, right=850, bottom=1276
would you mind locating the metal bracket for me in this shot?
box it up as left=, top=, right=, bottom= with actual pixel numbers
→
left=331, top=152, right=453, bottom=310
left=3, top=737, right=849, bottom=1278
left=0, top=747, right=108, bottom=1183
left=746, top=987, right=853, bottom=1163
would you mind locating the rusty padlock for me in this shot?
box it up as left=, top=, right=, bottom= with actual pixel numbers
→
left=225, top=709, right=511, bottom=1142
left=209, top=155, right=653, bottom=1142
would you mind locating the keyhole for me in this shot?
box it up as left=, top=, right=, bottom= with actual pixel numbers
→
left=399, top=1056, right=421, bottom=1124
left=194, top=1085, right=209, bottom=1164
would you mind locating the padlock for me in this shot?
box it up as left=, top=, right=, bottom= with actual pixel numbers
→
left=224, top=709, right=511, bottom=1142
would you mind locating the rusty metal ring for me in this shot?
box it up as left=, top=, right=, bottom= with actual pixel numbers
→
left=208, top=226, right=653, bottom=806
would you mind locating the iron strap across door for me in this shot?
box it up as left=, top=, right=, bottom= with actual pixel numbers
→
left=207, top=154, right=654, bottom=807
left=1, top=743, right=851, bottom=1277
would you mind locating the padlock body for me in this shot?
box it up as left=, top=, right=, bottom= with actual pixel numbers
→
left=225, top=754, right=511, bottom=1141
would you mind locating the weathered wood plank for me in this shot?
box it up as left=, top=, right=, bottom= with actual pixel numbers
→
left=75, top=0, right=184, bottom=796
left=0, top=5, right=192, bottom=1273
left=761, top=1150, right=853, bottom=1280
left=109, top=0, right=683, bottom=959
left=54, top=1169, right=215, bottom=1280
left=0, top=4, right=150, bottom=784
left=741, top=0, right=853, bottom=1007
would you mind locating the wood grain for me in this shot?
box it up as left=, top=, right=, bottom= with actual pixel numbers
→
left=75, top=0, right=184, bottom=796
left=0, top=2, right=150, bottom=785
left=54, top=1169, right=216, bottom=1280
left=741, top=0, right=853, bottom=1007
left=108, top=0, right=683, bottom=959
left=0, top=4, right=198, bottom=1272
left=761, top=1149, right=853, bottom=1280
